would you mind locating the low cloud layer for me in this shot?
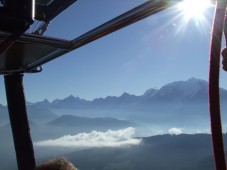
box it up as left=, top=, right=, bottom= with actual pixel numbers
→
left=35, top=127, right=141, bottom=148
left=168, top=128, right=183, bottom=135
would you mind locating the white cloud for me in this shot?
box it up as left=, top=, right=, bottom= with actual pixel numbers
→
left=35, top=127, right=142, bottom=148
left=168, top=128, right=183, bottom=135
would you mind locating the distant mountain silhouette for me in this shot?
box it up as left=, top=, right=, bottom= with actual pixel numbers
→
left=47, top=115, right=136, bottom=129
left=33, top=99, right=50, bottom=108
left=0, top=105, right=58, bottom=125
left=150, top=78, right=208, bottom=101
left=31, top=78, right=227, bottom=110
left=51, top=95, right=90, bottom=109
left=27, top=105, right=58, bottom=123
left=2, top=78, right=227, bottom=129
left=142, top=88, right=158, bottom=98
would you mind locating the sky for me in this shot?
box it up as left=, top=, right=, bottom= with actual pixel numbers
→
left=0, top=0, right=226, bottom=104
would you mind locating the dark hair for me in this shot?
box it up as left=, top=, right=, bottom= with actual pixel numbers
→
left=35, top=158, right=78, bottom=170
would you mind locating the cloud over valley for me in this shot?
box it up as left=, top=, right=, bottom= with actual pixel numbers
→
left=35, top=127, right=142, bottom=149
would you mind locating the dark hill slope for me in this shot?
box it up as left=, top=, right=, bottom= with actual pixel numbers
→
left=64, top=134, right=223, bottom=170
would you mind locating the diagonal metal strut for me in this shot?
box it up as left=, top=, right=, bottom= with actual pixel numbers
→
left=27, top=0, right=170, bottom=71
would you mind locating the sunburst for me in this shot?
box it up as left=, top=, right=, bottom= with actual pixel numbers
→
left=177, top=0, right=212, bottom=21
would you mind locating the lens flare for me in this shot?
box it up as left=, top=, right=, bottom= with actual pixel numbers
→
left=177, top=0, right=212, bottom=21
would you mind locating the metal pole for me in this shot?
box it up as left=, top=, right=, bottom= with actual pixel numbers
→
left=4, top=74, right=36, bottom=170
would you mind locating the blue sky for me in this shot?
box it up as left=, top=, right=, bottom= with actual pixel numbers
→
left=0, top=0, right=226, bottom=104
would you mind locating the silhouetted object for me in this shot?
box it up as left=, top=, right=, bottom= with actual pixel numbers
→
left=36, top=158, right=78, bottom=170
left=222, top=14, right=227, bottom=72
left=209, top=1, right=227, bottom=170
left=221, top=48, right=227, bottom=71
left=4, top=74, right=36, bottom=170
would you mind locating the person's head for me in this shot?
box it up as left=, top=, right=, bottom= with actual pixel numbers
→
left=35, top=158, right=78, bottom=170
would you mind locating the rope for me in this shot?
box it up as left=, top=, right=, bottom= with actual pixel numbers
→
left=209, top=1, right=227, bottom=170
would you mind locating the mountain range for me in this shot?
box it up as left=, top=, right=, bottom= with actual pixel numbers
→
left=30, top=77, right=227, bottom=110
left=1, top=77, right=227, bottom=133
left=29, top=78, right=227, bottom=129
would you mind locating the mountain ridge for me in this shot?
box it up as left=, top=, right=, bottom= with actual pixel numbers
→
left=30, top=77, right=227, bottom=109
left=2, top=77, right=227, bottom=128
left=47, top=114, right=136, bottom=129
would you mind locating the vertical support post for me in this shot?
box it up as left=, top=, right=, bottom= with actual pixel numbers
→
left=4, top=74, right=36, bottom=170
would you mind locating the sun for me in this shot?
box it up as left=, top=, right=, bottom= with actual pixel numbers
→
left=166, top=0, right=214, bottom=40
left=177, top=0, right=212, bottom=21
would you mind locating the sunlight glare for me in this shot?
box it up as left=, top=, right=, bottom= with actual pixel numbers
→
left=177, top=0, right=212, bottom=21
